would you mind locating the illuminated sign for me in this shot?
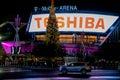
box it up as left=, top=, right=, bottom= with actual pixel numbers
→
left=28, top=13, right=119, bottom=33
left=34, top=5, right=77, bottom=12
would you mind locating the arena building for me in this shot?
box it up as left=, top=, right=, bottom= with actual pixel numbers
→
left=1, top=0, right=120, bottom=56
left=26, top=4, right=120, bottom=55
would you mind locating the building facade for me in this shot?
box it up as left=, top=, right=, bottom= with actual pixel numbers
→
left=26, top=4, right=120, bottom=55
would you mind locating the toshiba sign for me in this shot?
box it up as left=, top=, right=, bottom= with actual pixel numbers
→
left=28, top=13, right=119, bottom=33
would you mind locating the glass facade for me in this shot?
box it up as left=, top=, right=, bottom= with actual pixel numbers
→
left=35, top=34, right=105, bottom=45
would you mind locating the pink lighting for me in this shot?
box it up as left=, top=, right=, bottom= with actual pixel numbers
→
left=1, top=42, right=99, bottom=55
left=62, top=44, right=99, bottom=54
left=1, top=42, right=34, bottom=54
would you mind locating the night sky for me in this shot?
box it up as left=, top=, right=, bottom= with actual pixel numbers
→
left=0, top=0, right=120, bottom=23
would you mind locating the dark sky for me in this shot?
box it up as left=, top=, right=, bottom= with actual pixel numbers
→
left=0, top=0, right=120, bottom=23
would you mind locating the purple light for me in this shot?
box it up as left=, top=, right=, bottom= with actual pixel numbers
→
left=1, top=42, right=34, bottom=54
left=1, top=42, right=99, bottom=55
left=61, top=44, right=99, bottom=54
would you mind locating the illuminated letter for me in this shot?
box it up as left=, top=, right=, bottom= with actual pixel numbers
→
left=44, top=17, right=48, bottom=27
left=34, top=18, right=42, bottom=28
left=57, top=17, right=64, bottom=28
left=67, top=17, right=77, bottom=28
left=85, top=17, right=94, bottom=28
left=95, top=18, right=104, bottom=29
left=79, top=17, right=83, bottom=28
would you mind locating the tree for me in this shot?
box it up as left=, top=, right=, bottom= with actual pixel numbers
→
left=45, top=0, right=61, bottom=57
left=45, top=0, right=59, bottom=45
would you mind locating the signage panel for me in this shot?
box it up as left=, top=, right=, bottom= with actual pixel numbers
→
left=28, top=13, right=119, bottom=33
